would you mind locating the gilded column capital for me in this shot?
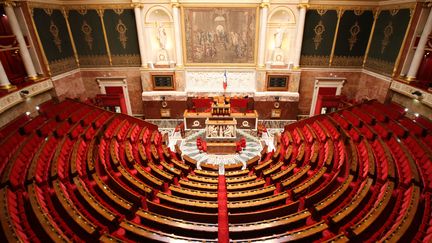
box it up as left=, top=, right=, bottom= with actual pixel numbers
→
left=61, top=7, right=69, bottom=18
left=297, top=4, right=309, bottom=9
left=171, top=0, right=180, bottom=8
left=96, top=8, right=105, bottom=17
left=131, top=3, right=144, bottom=9
left=260, top=1, right=269, bottom=9
left=3, top=1, right=16, bottom=7
left=373, top=8, right=381, bottom=19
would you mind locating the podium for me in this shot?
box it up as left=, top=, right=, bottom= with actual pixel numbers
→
left=205, top=118, right=237, bottom=154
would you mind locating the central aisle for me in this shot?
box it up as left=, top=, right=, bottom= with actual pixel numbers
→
left=218, top=175, right=229, bottom=243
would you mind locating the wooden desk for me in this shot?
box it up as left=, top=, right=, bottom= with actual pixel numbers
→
left=207, top=142, right=237, bottom=154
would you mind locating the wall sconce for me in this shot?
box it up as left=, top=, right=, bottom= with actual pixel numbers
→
left=411, top=90, right=423, bottom=100
left=161, top=96, right=168, bottom=108
left=19, top=90, right=29, bottom=98
left=274, top=96, right=280, bottom=109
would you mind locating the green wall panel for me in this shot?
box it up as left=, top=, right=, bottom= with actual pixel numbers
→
left=103, top=9, right=140, bottom=66
left=332, top=10, right=373, bottom=67
left=32, top=8, right=77, bottom=75
left=300, top=9, right=338, bottom=66
left=68, top=9, right=109, bottom=66
left=365, top=8, right=411, bottom=75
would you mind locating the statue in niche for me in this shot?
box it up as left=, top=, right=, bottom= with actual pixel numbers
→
left=157, top=22, right=167, bottom=50
left=274, top=27, right=285, bottom=49
left=271, top=26, right=286, bottom=65
left=155, top=22, right=170, bottom=64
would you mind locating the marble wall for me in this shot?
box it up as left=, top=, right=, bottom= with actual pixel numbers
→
left=356, top=71, right=391, bottom=103
left=298, top=69, right=362, bottom=115
left=51, top=70, right=86, bottom=101
left=80, top=67, right=143, bottom=115
left=297, top=69, right=392, bottom=116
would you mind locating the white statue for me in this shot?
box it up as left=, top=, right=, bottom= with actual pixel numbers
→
left=157, top=23, right=167, bottom=50
left=274, top=27, right=284, bottom=49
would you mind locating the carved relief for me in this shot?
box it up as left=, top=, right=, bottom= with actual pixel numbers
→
left=185, top=71, right=256, bottom=93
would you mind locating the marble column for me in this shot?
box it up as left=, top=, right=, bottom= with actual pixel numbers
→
left=0, top=60, right=15, bottom=90
left=4, top=2, right=37, bottom=80
left=293, top=5, right=307, bottom=69
left=134, top=4, right=147, bottom=68
left=257, top=2, right=269, bottom=67
left=406, top=7, right=432, bottom=81
left=172, top=2, right=183, bottom=67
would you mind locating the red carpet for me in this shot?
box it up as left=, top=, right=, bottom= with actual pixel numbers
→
left=218, top=175, right=229, bottom=243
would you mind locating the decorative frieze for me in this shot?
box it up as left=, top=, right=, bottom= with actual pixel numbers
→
left=0, top=79, right=54, bottom=114
left=390, top=81, right=432, bottom=108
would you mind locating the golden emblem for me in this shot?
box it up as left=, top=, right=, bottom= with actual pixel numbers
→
left=381, top=22, right=393, bottom=54
left=49, top=20, right=62, bottom=53
left=348, top=21, right=360, bottom=51
left=116, top=19, right=128, bottom=49
left=313, top=20, right=325, bottom=50
left=81, top=20, right=94, bottom=50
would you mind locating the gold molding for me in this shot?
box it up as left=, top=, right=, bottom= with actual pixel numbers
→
left=62, top=7, right=80, bottom=67
left=329, top=8, right=343, bottom=67
left=97, top=8, right=112, bottom=66
left=297, top=4, right=309, bottom=9
left=64, top=4, right=133, bottom=10
left=260, top=3, right=270, bottom=8
left=392, top=4, right=416, bottom=77
left=49, top=56, right=77, bottom=76
left=308, top=5, right=373, bottom=11
left=27, top=3, right=51, bottom=77
left=0, top=83, right=17, bottom=91
left=363, top=8, right=379, bottom=67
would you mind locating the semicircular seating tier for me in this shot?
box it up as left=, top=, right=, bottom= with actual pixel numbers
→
left=0, top=99, right=431, bottom=242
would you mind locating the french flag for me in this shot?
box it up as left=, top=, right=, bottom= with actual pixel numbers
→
left=223, top=70, right=228, bottom=91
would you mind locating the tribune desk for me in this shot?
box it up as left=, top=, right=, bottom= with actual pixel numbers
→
left=184, top=110, right=258, bottom=130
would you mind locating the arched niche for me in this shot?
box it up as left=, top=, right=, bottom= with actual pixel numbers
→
left=268, top=7, right=296, bottom=25
left=266, top=7, right=297, bottom=65
left=145, top=6, right=173, bottom=24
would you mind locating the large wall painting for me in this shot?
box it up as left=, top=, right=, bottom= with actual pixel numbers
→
left=182, top=6, right=258, bottom=65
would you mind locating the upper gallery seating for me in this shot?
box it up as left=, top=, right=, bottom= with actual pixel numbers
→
left=0, top=98, right=431, bottom=242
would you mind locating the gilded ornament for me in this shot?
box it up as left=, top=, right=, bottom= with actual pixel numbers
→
left=116, top=19, right=128, bottom=49
left=49, top=20, right=62, bottom=53
left=300, top=55, right=329, bottom=66
left=348, top=21, right=360, bottom=51
left=365, top=57, right=393, bottom=75
left=78, top=7, right=87, bottom=15
left=81, top=20, right=94, bottom=50
left=353, top=9, right=364, bottom=16
left=113, top=8, right=124, bottom=15
left=313, top=20, right=325, bottom=50
left=381, top=22, right=393, bottom=54
left=389, top=9, right=399, bottom=16
left=316, top=9, right=327, bottom=16
left=43, top=8, right=53, bottom=16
